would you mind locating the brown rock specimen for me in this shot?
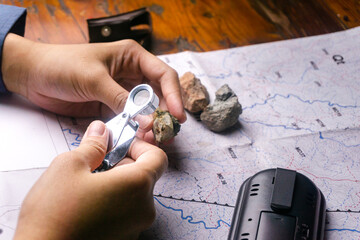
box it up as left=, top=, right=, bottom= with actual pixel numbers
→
left=179, top=72, right=210, bottom=113
left=200, top=84, right=242, bottom=132
left=152, top=109, right=181, bottom=143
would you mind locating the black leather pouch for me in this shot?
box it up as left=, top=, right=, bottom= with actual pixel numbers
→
left=87, top=8, right=152, bottom=50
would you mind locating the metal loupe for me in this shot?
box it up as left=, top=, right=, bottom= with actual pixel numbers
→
left=94, top=84, right=159, bottom=172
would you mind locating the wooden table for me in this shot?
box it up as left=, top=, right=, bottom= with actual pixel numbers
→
left=1, top=0, right=359, bottom=55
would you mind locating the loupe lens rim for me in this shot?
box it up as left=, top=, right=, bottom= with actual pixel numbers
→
left=130, top=84, right=153, bottom=105
left=126, top=84, right=158, bottom=117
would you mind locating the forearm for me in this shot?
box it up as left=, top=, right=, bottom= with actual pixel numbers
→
left=1, top=33, right=35, bottom=96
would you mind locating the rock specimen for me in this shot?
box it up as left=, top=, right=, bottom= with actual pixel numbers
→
left=200, top=84, right=242, bottom=132
left=179, top=72, right=209, bottom=113
left=153, top=109, right=181, bottom=143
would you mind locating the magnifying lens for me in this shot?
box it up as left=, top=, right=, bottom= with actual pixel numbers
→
left=94, top=84, right=159, bottom=172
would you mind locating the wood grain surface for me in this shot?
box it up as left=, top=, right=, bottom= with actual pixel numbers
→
left=1, top=0, right=359, bottom=55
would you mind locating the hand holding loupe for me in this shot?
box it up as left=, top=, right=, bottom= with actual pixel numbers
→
left=94, top=84, right=159, bottom=172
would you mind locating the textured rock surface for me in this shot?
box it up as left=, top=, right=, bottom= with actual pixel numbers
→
left=179, top=72, right=209, bottom=113
left=153, top=109, right=181, bottom=143
left=200, top=84, right=242, bottom=132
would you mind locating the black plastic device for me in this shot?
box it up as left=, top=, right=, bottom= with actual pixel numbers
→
left=228, top=168, right=326, bottom=240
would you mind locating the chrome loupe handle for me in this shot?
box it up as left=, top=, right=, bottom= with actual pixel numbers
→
left=94, top=84, right=159, bottom=172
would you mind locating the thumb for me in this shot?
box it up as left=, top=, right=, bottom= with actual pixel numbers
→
left=97, top=77, right=153, bottom=131
left=96, top=76, right=128, bottom=114
left=74, top=120, right=109, bottom=171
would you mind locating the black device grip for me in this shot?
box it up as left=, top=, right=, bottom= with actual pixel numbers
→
left=228, top=168, right=326, bottom=240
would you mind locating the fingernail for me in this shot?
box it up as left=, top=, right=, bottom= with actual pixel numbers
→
left=86, top=121, right=106, bottom=137
left=143, top=115, right=154, bottom=128
left=182, top=109, right=187, bottom=122
left=135, top=115, right=153, bottom=130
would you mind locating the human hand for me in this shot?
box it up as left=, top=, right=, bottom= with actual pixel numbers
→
left=14, top=121, right=168, bottom=240
left=2, top=33, right=186, bottom=139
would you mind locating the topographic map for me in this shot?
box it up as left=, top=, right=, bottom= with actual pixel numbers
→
left=1, top=27, right=360, bottom=239
left=144, top=27, right=360, bottom=239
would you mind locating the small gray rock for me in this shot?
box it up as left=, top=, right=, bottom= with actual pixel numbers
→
left=200, top=84, right=242, bottom=132
left=215, top=84, right=235, bottom=101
